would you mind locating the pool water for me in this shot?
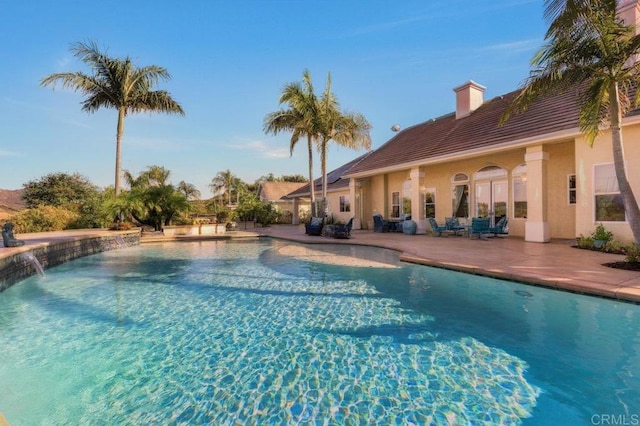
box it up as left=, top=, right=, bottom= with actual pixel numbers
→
left=0, top=240, right=638, bottom=424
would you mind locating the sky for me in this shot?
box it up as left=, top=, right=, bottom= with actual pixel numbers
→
left=1, top=0, right=547, bottom=196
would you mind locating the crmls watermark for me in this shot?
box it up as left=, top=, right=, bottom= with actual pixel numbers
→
left=591, top=414, right=640, bottom=425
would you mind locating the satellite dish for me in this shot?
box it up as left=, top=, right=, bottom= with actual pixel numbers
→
left=391, top=124, right=401, bottom=132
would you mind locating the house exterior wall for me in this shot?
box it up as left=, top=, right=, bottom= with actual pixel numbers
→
left=326, top=190, right=352, bottom=224
left=574, top=125, right=640, bottom=243
left=545, top=141, right=576, bottom=239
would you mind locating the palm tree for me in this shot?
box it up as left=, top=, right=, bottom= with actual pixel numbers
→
left=41, top=41, right=185, bottom=195
left=316, top=73, right=371, bottom=214
left=264, top=69, right=320, bottom=216
left=501, top=0, right=640, bottom=245
left=177, top=181, right=201, bottom=201
left=210, top=169, right=242, bottom=207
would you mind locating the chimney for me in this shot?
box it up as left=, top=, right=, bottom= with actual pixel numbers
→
left=618, top=0, right=640, bottom=34
left=453, top=80, right=485, bottom=119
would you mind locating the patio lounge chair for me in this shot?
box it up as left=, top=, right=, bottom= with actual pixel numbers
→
left=469, top=217, right=491, bottom=239
left=334, top=217, right=353, bottom=239
left=428, top=217, right=449, bottom=237
left=489, top=217, right=508, bottom=237
left=373, top=214, right=390, bottom=232
left=305, top=217, right=324, bottom=236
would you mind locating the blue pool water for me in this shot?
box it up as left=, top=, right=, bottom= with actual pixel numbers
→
left=0, top=240, right=639, bottom=425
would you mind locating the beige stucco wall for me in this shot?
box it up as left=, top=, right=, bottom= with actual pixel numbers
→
left=545, top=141, right=576, bottom=239
left=420, top=150, right=528, bottom=237
left=575, top=124, right=640, bottom=243
left=326, top=190, right=352, bottom=224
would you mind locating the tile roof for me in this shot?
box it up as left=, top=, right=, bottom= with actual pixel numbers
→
left=345, top=86, right=587, bottom=176
left=286, top=151, right=374, bottom=198
left=259, top=182, right=307, bottom=202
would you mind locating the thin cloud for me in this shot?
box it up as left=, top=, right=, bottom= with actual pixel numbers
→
left=0, top=150, right=21, bottom=157
left=480, top=39, right=541, bottom=54
left=228, top=140, right=291, bottom=159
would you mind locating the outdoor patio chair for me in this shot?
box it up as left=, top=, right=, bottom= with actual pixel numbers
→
left=305, top=216, right=324, bottom=236
left=428, top=217, right=449, bottom=237
left=469, top=217, right=491, bottom=239
left=373, top=214, right=390, bottom=232
left=334, top=217, right=353, bottom=239
left=445, top=217, right=466, bottom=236
left=489, top=217, right=508, bottom=237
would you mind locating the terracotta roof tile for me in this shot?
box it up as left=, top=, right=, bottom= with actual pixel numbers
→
left=346, top=87, right=585, bottom=176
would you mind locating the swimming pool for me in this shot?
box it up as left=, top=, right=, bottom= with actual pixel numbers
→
left=0, top=239, right=638, bottom=424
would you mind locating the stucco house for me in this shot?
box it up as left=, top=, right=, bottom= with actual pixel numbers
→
left=341, top=71, right=640, bottom=243
left=287, top=153, right=373, bottom=225
left=338, top=0, right=640, bottom=243
left=258, top=182, right=307, bottom=223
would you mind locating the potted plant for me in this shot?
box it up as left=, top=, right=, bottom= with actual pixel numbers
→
left=591, top=223, right=613, bottom=249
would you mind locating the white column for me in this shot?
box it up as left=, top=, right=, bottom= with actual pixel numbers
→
left=349, top=178, right=361, bottom=230
left=291, top=198, right=300, bottom=225
left=525, top=146, right=550, bottom=242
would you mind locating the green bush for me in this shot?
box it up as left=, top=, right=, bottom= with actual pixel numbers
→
left=576, top=235, right=594, bottom=249
left=9, top=205, right=79, bottom=233
left=625, top=243, right=640, bottom=263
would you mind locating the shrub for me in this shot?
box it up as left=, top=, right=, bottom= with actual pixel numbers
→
left=591, top=223, right=613, bottom=242
left=625, top=243, right=640, bottom=263
left=576, top=235, right=594, bottom=249
left=9, top=205, right=79, bottom=233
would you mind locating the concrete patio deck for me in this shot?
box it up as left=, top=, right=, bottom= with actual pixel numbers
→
left=0, top=226, right=638, bottom=303
left=257, top=225, right=640, bottom=303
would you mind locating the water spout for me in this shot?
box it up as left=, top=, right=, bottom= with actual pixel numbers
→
left=20, top=252, right=45, bottom=278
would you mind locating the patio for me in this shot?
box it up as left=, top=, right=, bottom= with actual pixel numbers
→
left=257, top=225, right=640, bottom=303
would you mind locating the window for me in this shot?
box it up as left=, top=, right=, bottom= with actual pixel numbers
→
left=339, top=195, right=350, bottom=212
left=568, top=174, right=576, bottom=205
left=451, top=185, right=469, bottom=218
left=451, top=173, right=469, bottom=218
left=424, top=189, right=436, bottom=218
left=402, top=180, right=412, bottom=217
left=594, top=163, right=625, bottom=222
left=513, top=164, right=527, bottom=218
left=391, top=191, right=400, bottom=218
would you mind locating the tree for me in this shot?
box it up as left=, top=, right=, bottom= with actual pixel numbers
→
left=177, top=181, right=201, bottom=201
left=115, top=166, right=190, bottom=231
left=501, top=0, right=640, bottom=245
left=22, top=172, right=110, bottom=228
left=210, top=169, right=243, bottom=206
left=41, top=41, right=185, bottom=195
left=23, top=172, right=99, bottom=208
left=316, top=73, right=371, bottom=213
left=264, top=69, right=320, bottom=215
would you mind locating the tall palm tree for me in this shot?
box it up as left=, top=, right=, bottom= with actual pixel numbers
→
left=316, top=73, right=371, bottom=214
left=502, top=0, right=640, bottom=244
left=210, top=169, right=242, bottom=207
left=41, top=41, right=185, bottom=195
left=264, top=70, right=320, bottom=216
left=177, top=181, right=201, bottom=201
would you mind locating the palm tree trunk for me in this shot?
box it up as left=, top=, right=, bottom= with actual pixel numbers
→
left=307, top=136, right=317, bottom=216
left=115, top=108, right=126, bottom=195
left=610, top=84, right=640, bottom=245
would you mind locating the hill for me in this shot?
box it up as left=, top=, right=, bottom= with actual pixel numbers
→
left=0, top=189, right=26, bottom=221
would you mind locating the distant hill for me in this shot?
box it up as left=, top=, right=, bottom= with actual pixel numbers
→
left=0, top=189, right=26, bottom=220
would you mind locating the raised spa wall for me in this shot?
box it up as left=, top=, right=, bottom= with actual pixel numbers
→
left=0, top=230, right=140, bottom=292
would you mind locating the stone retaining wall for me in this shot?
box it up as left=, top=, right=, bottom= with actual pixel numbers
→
left=0, top=231, right=140, bottom=292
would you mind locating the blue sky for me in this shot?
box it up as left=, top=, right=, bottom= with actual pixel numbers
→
left=1, top=0, right=545, bottom=196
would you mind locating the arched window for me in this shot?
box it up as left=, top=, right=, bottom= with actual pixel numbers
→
left=513, top=164, right=527, bottom=219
